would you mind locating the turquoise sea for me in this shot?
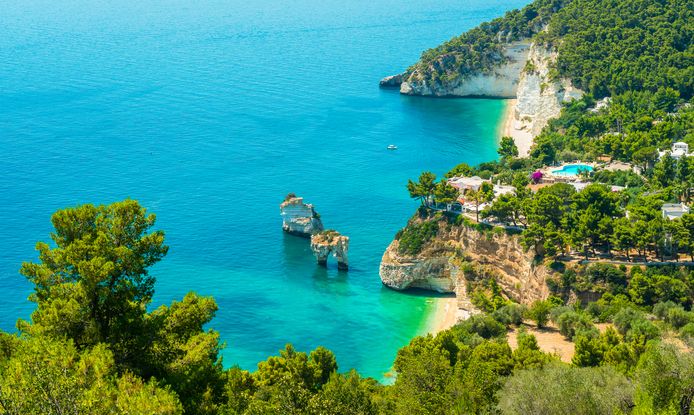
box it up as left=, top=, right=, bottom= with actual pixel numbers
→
left=0, top=0, right=526, bottom=378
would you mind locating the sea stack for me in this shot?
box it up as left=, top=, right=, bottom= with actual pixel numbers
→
left=310, top=230, right=349, bottom=270
left=379, top=74, right=403, bottom=88
left=280, top=194, right=324, bottom=237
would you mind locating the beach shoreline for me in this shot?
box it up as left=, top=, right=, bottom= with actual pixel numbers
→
left=499, top=98, right=533, bottom=157
left=427, top=296, right=459, bottom=334
left=424, top=99, right=516, bottom=336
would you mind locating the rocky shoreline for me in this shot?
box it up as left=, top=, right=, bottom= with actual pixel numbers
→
left=377, top=37, right=584, bottom=331
left=379, top=215, right=555, bottom=328
left=380, top=40, right=583, bottom=157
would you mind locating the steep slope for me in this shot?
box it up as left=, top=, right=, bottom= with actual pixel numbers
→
left=380, top=214, right=554, bottom=312
left=381, top=0, right=579, bottom=152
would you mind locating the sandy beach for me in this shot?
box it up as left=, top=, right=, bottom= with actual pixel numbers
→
left=500, top=99, right=533, bottom=157
left=428, top=296, right=459, bottom=334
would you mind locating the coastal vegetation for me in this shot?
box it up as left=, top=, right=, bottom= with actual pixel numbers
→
left=378, top=0, right=694, bottom=412
left=3, top=200, right=693, bottom=414
left=4, top=0, right=693, bottom=413
left=408, top=0, right=568, bottom=83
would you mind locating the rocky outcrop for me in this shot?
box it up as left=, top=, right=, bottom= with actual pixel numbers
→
left=383, top=40, right=583, bottom=155
left=280, top=195, right=324, bottom=237
left=380, top=240, right=456, bottom=292
left=510, top=43, right=584, bottom=140
left=311, top=230, right=349, bottom=270
left=398, top=41, right=531, bottom=98
left=380, top=219, right=553, bottom=305
left=379, top=74, right=403, bottom=88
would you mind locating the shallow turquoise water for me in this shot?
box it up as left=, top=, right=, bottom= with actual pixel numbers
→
left=0, top=0, right=526, bottom=378
left=551, top=164, right=594, bottom=176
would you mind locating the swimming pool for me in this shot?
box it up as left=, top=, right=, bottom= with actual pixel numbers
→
left=551, top=164, right=594, bottom=176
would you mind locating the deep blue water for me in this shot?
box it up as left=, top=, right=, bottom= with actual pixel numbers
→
left=0, top=0, right=526, bottom=378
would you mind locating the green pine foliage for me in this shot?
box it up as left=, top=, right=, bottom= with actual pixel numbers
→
left=2, top=200, right=694, bottom=414
left=409, top=0, right=569, bottom=82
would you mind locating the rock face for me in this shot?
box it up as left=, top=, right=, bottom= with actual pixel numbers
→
left=379, top=74, right=403, bottom=88
left=385, top=39, right=584, bottom=153
left=380, top=219, right=553, bottom=306
left=280, top=196, right=324, bottom=237
left=398, top=41, right=531, bottom=98
left=380, top=240, right=457, bottom=292
left=511, top=43, right=584, bottom=139
left=310, top=230, right=349, bottom=270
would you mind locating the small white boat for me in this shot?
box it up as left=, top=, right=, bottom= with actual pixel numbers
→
left=387, top=144, right=398, bottom=150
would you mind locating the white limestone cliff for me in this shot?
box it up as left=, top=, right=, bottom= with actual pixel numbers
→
left=398, top=41, right=531, bottom=98
left=506, top=43, right=583, bottom=155
left=280, top=196, right=324, bottom=237
left=383, top=40, right=584, bottom=156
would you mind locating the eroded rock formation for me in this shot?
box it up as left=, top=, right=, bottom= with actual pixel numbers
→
left=398, top=41, right=531, bottom=98
left=280, top=195, right=324, bottom=237
left=380, top=217, right=554, bottom=309
left=310, top=230, right=349, bottom=270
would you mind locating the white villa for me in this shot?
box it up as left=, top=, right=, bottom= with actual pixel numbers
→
left=658, top=142, right=693, bottom=160
left=589, top=97, right=611, bottom=113
left=448, top=176, right=487, bottom=192
left=662, top=202, right=690, bottom=220
left=436, top=176, right=517, bottom=215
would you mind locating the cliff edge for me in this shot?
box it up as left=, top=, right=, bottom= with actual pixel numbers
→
left=380, top=214, right=553, bottom=313
left=380, top=0, right=583, bottom=154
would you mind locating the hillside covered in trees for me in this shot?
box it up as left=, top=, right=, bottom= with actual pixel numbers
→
left=408, top=0, right=691, bottom=100
left=2, top=200, right=693, bottom=414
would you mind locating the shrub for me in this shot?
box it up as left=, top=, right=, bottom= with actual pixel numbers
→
left=625, top=319, right=659, bottom=342
left=612, top=308, right=644, bottom=336
left=557, top=311, right=595, bottom=340
left=397, top=221, right=438, bottom=256
left=526, top=300, right=553, bottom=329
left=680, top=323, right=694, bottom=339
left=665, top=307, right=693, bottom=329
left=471, top=290, right=495, bottom=313
left=492, top=303, right=526, bottom=326
left=498, top=364, right=634, bottom=414
left=652, top=301, right=678, bottom=320
left=460, top=314, right=506, bottom=339
left=634, top=343, right=694, bottom=414
left=582, top=263, right=627, bottom=293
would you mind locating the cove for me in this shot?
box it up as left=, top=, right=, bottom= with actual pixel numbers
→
left=0, top=0, right=527, bottom=378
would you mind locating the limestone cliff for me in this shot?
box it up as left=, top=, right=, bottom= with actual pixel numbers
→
left=397, top=41, right=531, bottom=98
left=381, top=40, right=584, bottom=156
left=379, top=74, right=403, bottom=88
left=310, top=230, right=349, bottom=270
left=280, top=195, right=324, bottom=237
left=380, top=217, right=553, bottom=308
left=508, top=43, right=583, bottom=147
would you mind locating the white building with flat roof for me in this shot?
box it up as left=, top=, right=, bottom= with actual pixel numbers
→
left=659, top=142, right=692, bottom=160
left=448, top=176, right=487, bottom=192
left=662, top=202, right=690, bottom=220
